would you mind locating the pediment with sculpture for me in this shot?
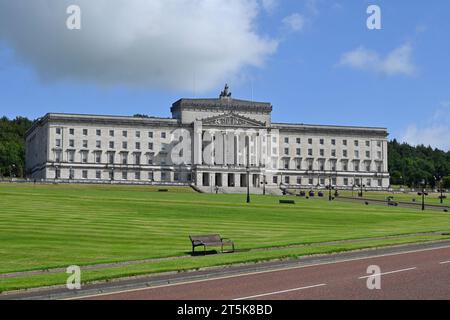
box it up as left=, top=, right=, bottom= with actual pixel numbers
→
left=202, top=112, right=266, bottom=127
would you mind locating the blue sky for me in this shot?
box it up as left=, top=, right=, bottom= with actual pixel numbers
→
left=0, top=0, right=449, bottom=149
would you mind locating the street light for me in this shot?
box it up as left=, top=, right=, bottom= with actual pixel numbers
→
left=246, top=136, right=250, bottom=204
left=328, top=175, right=334, bottom=201
left=419, top=179, right=428, bottom=211
left=435, top=175, right=445, bottom=205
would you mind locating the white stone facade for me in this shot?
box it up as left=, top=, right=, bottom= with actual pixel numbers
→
left=25, top=90, right=390, bottom=193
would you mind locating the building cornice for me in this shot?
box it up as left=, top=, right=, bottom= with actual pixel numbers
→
left=171, top=98, right=273, bottom=114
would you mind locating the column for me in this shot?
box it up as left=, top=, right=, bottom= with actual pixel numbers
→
left=223, top=132, right=227, bottom=166
left=193, top=121, right=203, bottom=165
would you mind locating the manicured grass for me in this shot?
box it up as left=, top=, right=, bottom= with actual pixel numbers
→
left=1, top=234, right=449, bottom=293
left=289, top=189, right=449, bottom=206
left=0, top=183, right=450, bottom=292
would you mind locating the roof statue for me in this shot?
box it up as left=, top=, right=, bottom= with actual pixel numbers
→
left=219, top=84, right=232, bottom=99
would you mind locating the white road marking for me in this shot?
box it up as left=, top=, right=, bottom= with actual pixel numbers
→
left=67, top=244, right=450, bottom=300
left=358, top=267, right=417, bottom=279
left=439, top=261, right=450, bottom=264
left=233, top=284, right=327, bottom=300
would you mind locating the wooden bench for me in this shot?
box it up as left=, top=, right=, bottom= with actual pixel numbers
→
left=189, top=234, right=235, bottom=254
left=279, top=200, right=295, bottom=204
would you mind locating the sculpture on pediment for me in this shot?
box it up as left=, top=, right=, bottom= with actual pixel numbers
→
left=219, top=84, right=232, bottom=98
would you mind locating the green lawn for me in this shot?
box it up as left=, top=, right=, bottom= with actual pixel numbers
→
left=1, top=183, right=450, bottom=292
left=288, top=188, right=449, bottom=206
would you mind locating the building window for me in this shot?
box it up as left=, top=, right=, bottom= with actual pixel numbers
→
left=284, top=176, right=290, bottom=184
left=56, top=128, right=61, bottom=135
left=122, top=130, right=128, bottom=137
left=343, top=150, right=348, bottom=158
left=69, top=140, right=75, bottom=148
left=284, top=159, right=289, bottom=169
left=308, top=149, right=313, bottom=156
left=109, top=130, right=114, bottom=137
left=136, top=142, right=141, bottom=150
left=69, top=169, right=75, bottom=180
left=135, top=171, right=141, bottom=180
left=343, top=162, right=348, bottom=171
left=320, top=139, right=324, bottom=145
left=308, top=138, right=313, bottom=144
left=121, top=153, right=128, bottom=165
left=377, top=164, right=382, bottom=173
left=331, top=139, right=336, bottom=146
left=96, top=170, right=101, bottom=179
left=366, top=141, right=370, bottom=147
left=366, top=151, right=370, bottom=158
left=148, top=171, right=154, bottom=181
left=83, top=140, right=88, bottom=148
left=81, top=151, right=88, bottom=163
left=284, top=137, right=289, bottom=144
left=284, top=148, right=289, bottom=155
left=161, top=132, right=167, bottom=139
left=355, top=162, right=360, bottom=172
left=378, top=179, right=383, bottom=187
left=174, top=172, right=180, bottom=181
left=122, top=171, right=127, bottom=180
left=320, top=149, right=324, bottom=157
left=108, top=152, right=115, bottom=164
left=55, top=139, right=61, bottom=147
left=83, top=129, right=88, bottom=136
left=354, top=140, right=359, bottom=147
left=297, top=177, right=302, bottom=185
left=331, top=149, right=336, bottom=157
left=109, top=141, right=114, bottom=149
left=320, top=178, right=325, bottom=185
left=122, top=142, right=128, bottom=149
left=343, top=178, right=348, bottom=186
left=96, top=129, right=101, bottom=136
left=148, top=154, right=154, bottom=165
left=296, top=148, right=301, bottom=156
left=95, top=152, right=101, bottom=163
left=354, top=150, right=359, bottom=158
left=377, top=141, right=382, bottom=148
left=330, top=160, right=337, bottom=171
left=377, top=151, right=382, bottom=159
left=136, top=131, right=141, bottom=138
left=69, top=128, right=74, bottom=135
left=308, top=178, right=314, bottom=185
left=343, top=140, right=347, bottom=146
left=82, top=170, right=88, bottom=179
left=295, top=159, right=301, bottom=170
left=296, top=138, right=301, bottom=144
left=319, top=160, right=325, bottom=171
left=134, top=153, right=141, bottom=165
left=68, top=151, right=75, bottom=162
left=55, top=151, right=62, bottom=162
left=148, top=143, right=154, bottom=150
left=273, top=176, right=278, bottom=184
left=149, top=132, right=153, bottom=139
left=96, top=141, right=101, bottom=148
left=366, top=162, right=371, bottom=172
left=161, top=172, right=169, bottom=181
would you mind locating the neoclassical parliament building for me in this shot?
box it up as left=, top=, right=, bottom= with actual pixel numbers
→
left=25, top=85, right=390, bottom=194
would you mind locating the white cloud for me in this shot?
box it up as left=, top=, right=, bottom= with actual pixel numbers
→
left=401, top=102, right=450, bottom=151
left=282, top=13, right=306, bottom=32
left=0, top=0, right=278, bottom=92
left=261, top=0, right=279, bottom=13
left=339, top=43, right=417, bottom=77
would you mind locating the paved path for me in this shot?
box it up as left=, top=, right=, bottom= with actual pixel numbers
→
left=79, top=243, right=450, bottom=300
left=3, top=241, right=450, bottom=300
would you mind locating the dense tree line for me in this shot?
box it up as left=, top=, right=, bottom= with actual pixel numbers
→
left=0, top=116, right=33, bottom=178
left=389, top=140, right=450, bottom=188
left=0, top=116, right=449, bottom=188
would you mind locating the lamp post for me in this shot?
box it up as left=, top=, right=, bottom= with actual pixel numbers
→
left=328, top=175, right=333, bottom=201
left=246, top=136, right=250, bottom=204
left=420, top=179, right=428, bottom=211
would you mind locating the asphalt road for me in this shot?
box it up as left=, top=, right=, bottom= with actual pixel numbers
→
left=77, top=244, right=450, bottom=300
